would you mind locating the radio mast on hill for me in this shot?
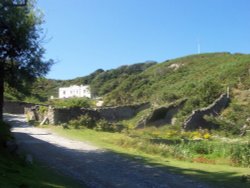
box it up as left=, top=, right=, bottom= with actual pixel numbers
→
left=197, top=38, right=201, bottom=54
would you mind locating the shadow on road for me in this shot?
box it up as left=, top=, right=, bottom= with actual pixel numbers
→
left=4, top=114, right=30, bottom=128
left=5, top=114, right=249, bottom=188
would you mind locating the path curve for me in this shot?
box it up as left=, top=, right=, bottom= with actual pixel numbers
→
left=4, top=114, right=210, bottom=188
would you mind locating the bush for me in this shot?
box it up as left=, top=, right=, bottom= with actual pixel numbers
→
left=117, top=127, right=250, bottom=167
left=230, top=142, right=250, bottom=167
left=68, top=115, right=96, bottom=129
left=68, top=115, right=125, bottom=132
left=38, top=106, right=48, bottom=114
left=197, top=79, right=222, bottom=105
left=205, top=115, right=242, bottom=136
left=158, top=92, right=180, bottom=104
left=95, top=119, right=125, bottom=132
left=94, top=119, right=111, bottom=132
left=50, top=98, right=92, bottom=108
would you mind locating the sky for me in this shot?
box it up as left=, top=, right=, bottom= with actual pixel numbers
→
left=36, top=0, right=250, bottom=80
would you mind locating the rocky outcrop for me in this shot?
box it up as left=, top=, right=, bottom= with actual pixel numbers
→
left=136, top=99, right=186, bottom=129
left=183, top=94, right=230, bottom=130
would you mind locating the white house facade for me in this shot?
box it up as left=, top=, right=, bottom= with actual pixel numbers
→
left=59, top=85, right=91, bottom=99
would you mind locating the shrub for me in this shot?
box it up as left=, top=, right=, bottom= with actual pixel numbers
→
left=38, top=106, right=48, bottom=114
left=68, top=115, right=96, bottom=129
left=190, top=141, right=210, bottom=154
left=50, top=98, right=92, bottom=108
left=197, top=79, right=222, bottom=105
left=205, top=115, right=242, bottom=136
left=116, top=128, right=250, bottom=167
left=203, top=133, right=211, bottom=139
left=95, top=119, right=125, bottom=132
left=158, top=92, right=180, bottom=103
left=94, top=119, right=111, bottom=132
left=230, top=142, right=250, bottom=167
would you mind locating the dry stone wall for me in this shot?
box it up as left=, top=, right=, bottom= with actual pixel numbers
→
left=183, top=93, right=230, bottom=130
left=97, top=103, right=150, bottom=122
left=136, top=100, right=186, bottom=128
left=45, top=103, right=150, bottom=125
left=47, top=107, right=98, bottom=125
left=3, top=101, right=39, bottom=114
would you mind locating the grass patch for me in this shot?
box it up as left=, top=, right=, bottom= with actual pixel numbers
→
left=49, top=126, right=250, bottom=188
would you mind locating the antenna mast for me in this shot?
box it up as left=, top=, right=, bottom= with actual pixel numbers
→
left=197, top=39, right=201, bottom=54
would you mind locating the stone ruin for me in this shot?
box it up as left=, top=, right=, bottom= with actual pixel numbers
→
left=3, top=101, right=36, bottom=114
left=4, top=92, right=232, bottom=131
left=25, top=102, right=151, bottom=125
left=240, top=117, right=250, bottom=136
left=136, top=99, right=186, bottom=129
left=183, top=93, right=230, bottom=130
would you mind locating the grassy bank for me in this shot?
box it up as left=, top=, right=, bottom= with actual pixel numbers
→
left=0, top=121, right=83, bottom=188
left=50, top=126, right=250, bottom=188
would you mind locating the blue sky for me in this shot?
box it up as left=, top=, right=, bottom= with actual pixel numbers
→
left=37, top=0, right=250, bottom=80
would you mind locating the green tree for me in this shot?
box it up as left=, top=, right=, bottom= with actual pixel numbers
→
left=0, top=0, right=53, bottom=120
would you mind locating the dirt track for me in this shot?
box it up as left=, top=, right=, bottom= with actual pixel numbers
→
left=4, top=114, right=210, bottom=188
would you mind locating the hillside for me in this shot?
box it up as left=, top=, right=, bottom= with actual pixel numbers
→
left=102, top=52, right=250, bottom=130
left=105, top=52, right=250, bottom=105
left=24, top=53, right=250, bottom=103
left=4, top=61, right=156, bottom=102
left=4, top=52, right=250, bottom=127
left=3, top=53, right=250, bottom=187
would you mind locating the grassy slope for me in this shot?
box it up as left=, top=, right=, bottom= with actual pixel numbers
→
left=50, top=126, right=250, bottom=188
left=5, top=52, right=250, bottom=114
left=103, top=52, right=250, bottom=129
left=4, top=62, right=156, bottom=102
left=105, top=52, right=250, bottom=105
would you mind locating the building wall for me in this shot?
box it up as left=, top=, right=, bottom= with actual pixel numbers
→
left=59, top=85, right=91, bottom=98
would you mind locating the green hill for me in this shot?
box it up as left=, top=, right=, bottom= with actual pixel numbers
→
left=4, top=61, right=156, bottom=102
left=104, top=52, right=249, bottom=105
left=4, top=52, right=250, bottom=130
left=5, top=53, right=250, bottom=105
left=24, top=52, right=250, bottom=104
left=103, top=52, right=250, bottom=129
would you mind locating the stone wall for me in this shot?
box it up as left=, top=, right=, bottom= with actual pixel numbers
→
left=3, top=101, right=36, bottom=114
left=136, top=99, right=186, bottom=129
left=97, top=103, right=150, bottom=122
left=46, top=107, right=100, bottom=125
left=183, top=93, right=230, bottom=130
left=44, top=103, right=150, bottom=125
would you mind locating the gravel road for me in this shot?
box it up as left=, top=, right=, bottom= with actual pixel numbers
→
left=4, top=114, right=211, bottom=188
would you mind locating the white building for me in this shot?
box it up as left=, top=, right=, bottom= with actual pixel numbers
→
left=59, top=85, right=91, bottom=99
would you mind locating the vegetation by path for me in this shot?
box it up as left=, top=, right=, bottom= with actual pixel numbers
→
left=50, top=126, right=250, bottom=188
left=6, top=114, right=211, bottom=188
left=0, top=121, right=83, bottom=188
